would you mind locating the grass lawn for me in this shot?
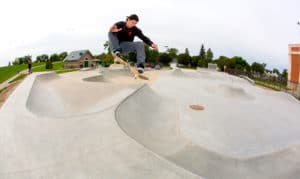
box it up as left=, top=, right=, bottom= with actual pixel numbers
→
left=254, top=79, right=289, bottom=91
left=0, top=62, right=45, bottom=83
left=0, top=64, right=26, bottom=83
left=32, top=61, right=79, bottom=74
left=32, top=61, right=64, bottom=72
left=56, top=68, right=79, bottom=74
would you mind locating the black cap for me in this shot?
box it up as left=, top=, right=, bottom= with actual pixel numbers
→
left=127, top=14, right=139, bottom=22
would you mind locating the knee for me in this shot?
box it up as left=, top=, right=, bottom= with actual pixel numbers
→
left=135, top=42, right=144, bottom=49
left=138, top=41, right=144, bottom=46
left=108, top=31, right=115, bottom=38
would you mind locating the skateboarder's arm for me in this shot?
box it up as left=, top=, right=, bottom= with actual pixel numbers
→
left=136, top=29, right=153, bottom=46
left=110, top=21, right=125, bottom=32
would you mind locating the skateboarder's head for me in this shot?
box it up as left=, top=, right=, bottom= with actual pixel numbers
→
left=126, top=14, right=139, bottom=28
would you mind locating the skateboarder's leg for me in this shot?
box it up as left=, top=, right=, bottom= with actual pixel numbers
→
left=108, top=31, right=121, bottom=53
left=119, top=41, right=145, bottom=66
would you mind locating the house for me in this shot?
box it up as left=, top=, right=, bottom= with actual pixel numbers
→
left=288, top=44, right=300, bottom=97
left=64, top=50, right=98, bottom=68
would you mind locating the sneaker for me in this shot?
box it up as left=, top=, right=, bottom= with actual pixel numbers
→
left=113, top=50, right=121, bottom=57
left=137, top=63, right=144, bottom=74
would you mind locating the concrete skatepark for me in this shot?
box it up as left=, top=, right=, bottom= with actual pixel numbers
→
left=0, top=65, right=300, bottom=179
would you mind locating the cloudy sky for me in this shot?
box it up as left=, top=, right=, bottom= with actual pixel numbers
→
left=0, top=0, right=299, bottom=70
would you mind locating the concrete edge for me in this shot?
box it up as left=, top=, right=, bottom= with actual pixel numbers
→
left=0, top=72, right=57, bottom=114
left=239, top=75, right=255, bottom=85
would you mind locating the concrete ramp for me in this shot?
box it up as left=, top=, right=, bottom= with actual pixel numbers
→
left=1, top=68, right=300, bottom=179
left=116, top=85, right=189, bottom=156
left=115, top=69, right=300, bottom=179
left=26, top=70, right=140, bottom=118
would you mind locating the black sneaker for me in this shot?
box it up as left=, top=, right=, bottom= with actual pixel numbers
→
left=137, top=63, right=144, bottom=74
left=113, top=50, right=121, bottom=57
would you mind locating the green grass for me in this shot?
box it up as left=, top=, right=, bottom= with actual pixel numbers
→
left=0, top=62, right=45, bottom=83
left=254, top=81, right=280, bottom=91
left=32, top=61, right=79, bottom=74
left=0, top=64, right=27, bottom=83
left=8, top=74, right=27, bottom=84
left=32, top=61, right=64, bottom=72
left=254, top=78, right=289, bottom=91
left=56, top=68, right=79, bottom=74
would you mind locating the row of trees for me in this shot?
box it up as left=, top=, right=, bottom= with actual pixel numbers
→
left=8, top=42, right=286, bottom=82
left=98, top=41, right=214, bottom=67
left=36, top=52, right=68, bottom=63
left=216, top=55, right=287, bottom=79
left=96, top=41, right=172, bottom=67
left=177, top=45, right=214, bottom=68
left=10, top=52, right=68, bottom=66
left=98, top=41, right=287, bottom=79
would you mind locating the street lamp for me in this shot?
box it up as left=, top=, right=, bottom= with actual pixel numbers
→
left=164, top=46, right=169, bottom=52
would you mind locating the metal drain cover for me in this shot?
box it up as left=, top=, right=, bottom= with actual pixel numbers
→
left=190, top=104, right=205, bottom=111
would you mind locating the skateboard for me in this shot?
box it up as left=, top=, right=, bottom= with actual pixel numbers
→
left=112, top=55, right=149, bottom=80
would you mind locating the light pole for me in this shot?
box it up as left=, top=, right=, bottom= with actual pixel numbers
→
left=164, top=46, right=169, bottom=52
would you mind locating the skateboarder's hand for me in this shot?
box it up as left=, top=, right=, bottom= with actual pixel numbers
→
left=111, top=25, right=122, bottom=32
left=151, top=43, right=158, bottom=50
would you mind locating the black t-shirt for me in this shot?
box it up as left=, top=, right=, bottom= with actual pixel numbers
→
left=113, top=21, right=153, bottom=46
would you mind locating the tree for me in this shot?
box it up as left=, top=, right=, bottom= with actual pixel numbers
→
left=50, top=54, right=60, bottom=62
left=197, top=44, right=207, bottom=67
left=59, top=52, right=68, bottom=61
left=185, top=48, right=190, bottom=56
left=272, top=68, right=280, bottom=75
left=104, top=41, right=111, bottom=54
left=199, top=44, right=206, bottom=60
left=102, top=54, right=114, bottom=67
left=251, top=62, right=265, bottom=74
left=167, top=48, right=178, bottom=59
left=282, top=69, right=288, bottom=80
left=206, top=48, right=214, bottom=61
left=145, top=45, right=159, bottom=64
left=12, top=58, right=19, bottom=65
left=191, top=56, right=200, bottom=67
left=14, top=55, right=31, bottom=65
left=216, top=56, right=229, bottom=71
left=177, top=53, right=192, bottom=66
left=158, top=53, right=172, bottom=65
left=36, top=54, right=49, bottom=62
left=231, top=56, right=249, bottom=70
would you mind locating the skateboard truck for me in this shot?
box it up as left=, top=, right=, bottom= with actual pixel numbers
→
left=112, top=54, right=149, bottom=80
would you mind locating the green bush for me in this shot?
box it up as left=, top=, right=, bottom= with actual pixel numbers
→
left=158, top=53, right=172, bottom=65
left=177, top=53, right=191, bottom=66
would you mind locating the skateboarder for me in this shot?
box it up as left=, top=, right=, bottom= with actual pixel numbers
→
left=27, top=56, right=32, bottom=74
left=108, top=14, right=158, bottom=73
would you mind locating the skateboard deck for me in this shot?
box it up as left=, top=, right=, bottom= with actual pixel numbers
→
left=113, top=55, right=149, bottom=80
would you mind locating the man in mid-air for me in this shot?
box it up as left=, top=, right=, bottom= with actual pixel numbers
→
left=108, top=14, right=158, bottom=73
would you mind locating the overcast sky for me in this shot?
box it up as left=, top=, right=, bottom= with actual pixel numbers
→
left=0, top=0, right=300, bottom=70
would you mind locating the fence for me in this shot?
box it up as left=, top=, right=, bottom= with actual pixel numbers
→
left=226, top=69, right=299, bottom=99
